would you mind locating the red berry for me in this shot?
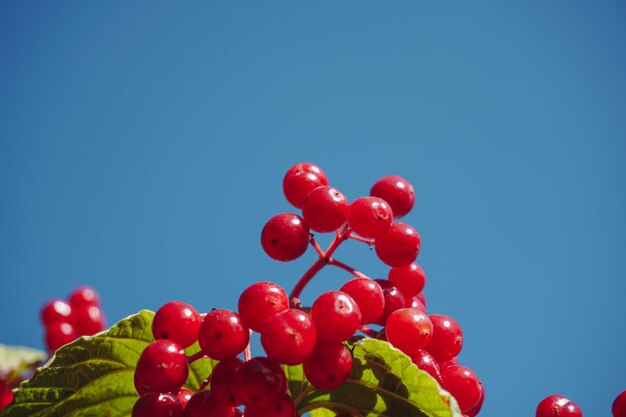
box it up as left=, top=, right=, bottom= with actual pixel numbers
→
left=134, top=340, right=189, bottom=394
left=614, top=391, right=626, bottom=417
left=283, top=162, right=329, bottom=209
left=71, top=305, right=106, bottom=336
left=375, top=222, right=421, bottom=267
left=440, top=365, right=482, bottom=413
left=234, top=357, right=287, bottom=407
left=438, top=356, right=459, bottom=371
left=373, top=279, right=405, bottom=326
left=245, top=394, right=296, bottom=417
left=385, top=308, right=433, bottom=356
left=0, top=385, right=13, bottom=410
left=426, top=314, right=463, bottom=362
left=45, top=321, right=77, bottom=352
left=176, top=389, right=193, bottom=409
left=465, top=381, right=484, bottom=417
left=152, top=301, right=202, bottom=348
left=185, top=391, right=235, bottom=417
left=536, top=395, right=582, bottom=417
left=68, top=286, right=100, bottom=308
left=238, top=282, right=289, bottom=333
left=302, top=186, right=349, bottom=233
left=261, top=213, right=310, bottom=262
left=261, top=309, right=316, bottom=365
left=211, top=357, right=243, bottom=407
left=347, top=196, right=393, bottom=238
left=40, top=299, right=72, bottom=327
left=311, top=291, right=362, bottom=343
left=132, top=392, right=183, bottom=417
left=388, top=263, right=426, bottom=297
left=340, top=278, right=384, bottom=324
left=303, top=342, right=352, bottom=391
left=370, top=175, right=415, bottom=218
left=198, top=309, right=249, bottom=360
left=410, top=350, right=442, bottom=383
left=416, top=291, right=427, bottom=307
left=404, top=295, right=426, bottom=313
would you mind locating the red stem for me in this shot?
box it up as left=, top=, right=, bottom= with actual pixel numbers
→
left=187, top=350, right=206, bottom=363
left=347, top=233, right=375, bottom=246
left=328, top=258, right=370, bottom=278
left=243, top=330, right=252, bottom=361
left=309, top=235, right=325, bottom=257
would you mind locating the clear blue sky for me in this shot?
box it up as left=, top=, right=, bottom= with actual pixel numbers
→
left=1, top=2, right=625, bottom=416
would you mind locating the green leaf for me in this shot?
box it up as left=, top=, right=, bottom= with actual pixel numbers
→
left=0, top=344, right=46, bottom=385
left=0, top=310, right=216, bottom=417
left=288, top=338, right=462, bottom=417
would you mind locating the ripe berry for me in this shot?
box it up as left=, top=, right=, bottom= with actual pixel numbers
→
left=614, top=390, right=626, bottom=417
left=438, top=356, right=459, bottom=371
left=45, top=321, right=77, bottom=352
left=68, top=286, right=100, bottom=308
left=426, top=314, right=463, bottom=362
left=244, top=394, right=296, bottom=417
left=198, top=309, right=249, bottom=360
left=283, top=162, right=329, bottom=209
left=465, top=381, right=484, bottom=417
left=134, top=340, right=189, bottom=394
left=152, top=301, right=202, bottom=348
left=410, top=350, right=442, bottom=384
left=302, top=186, right=349, bottom=233
left=0, top=385, right=13, bottom=410
left=440, top=365, right=482, bottom=413
left=238, top=282, right=289, bottom=333
left=347, top=196, right=393, bottom=238
left=185, top=391, right=235, bottom=417
left=235, top=356, right=287, bottom=407
left=375, top=222, right=421, bottom=267
left=536, top=395, right=583, bottom=417
left=373, top=279, right=405, bottom=326
left=176, top=389, right=193, bottom=409
left=211, top=357, right=243, bottom=406
left=261, top=213, right=310, bottom=262
left=370, top=175, right=415, bottom=218
left=303, top=342, right=353, bottom=391
left=132, top=392, right=183, bottom=417
left=404, top=295, right=426, bottom=313
left=385, top=308, right=433, bottom=356
left=71, top=305, right=106, bottom=336
left=311, top=291, right=362, bottom=343
left=388, top=263, right=426, bottom=297
left=261, top=309, right=316, bottom=365
left=340, top=278, right=384, bottom=324
left=40, top=299, right=72, bottom=327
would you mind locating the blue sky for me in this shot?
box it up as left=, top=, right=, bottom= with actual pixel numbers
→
left=1, top=2, right=625, bottom=416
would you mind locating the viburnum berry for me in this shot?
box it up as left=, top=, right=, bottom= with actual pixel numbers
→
left=45, top=321, right=77, bottom=352
left=536, top=395, right=583, bottom=417
left=340, top=278, right=384, bottom=324
left=426, top=314, right=463, bottom=362
left=40, top=299, right=72, bottom=327
left=373, top=279, right=405, bottom=326
left=465, top=381, right=485, bottom=417
left=244, top=394, right=296, bottom=417
left=234, top=356, right=287, bottom=407
left=370, top=175, right=415, bottom=218
left=152, top=301, right=202, bottom=348
left=375, top=222, right=421, bottom=267
left=302, top=186, right=349, bottom=233
left=385, top=308, right=433, bottom=356
left=68, top=286, right=100, bottom=308
left=134, top=340, right=189, bottom=394
left=303, top=342, right=353, bottom=391
left=261, top=308, right=316, bottom=365
left=283, top=162, right=329, bottom=209
left=416, top=291, right=427, bottom=306
left=185, top=391, right=235, bottom=417
left=440, top=365, right=482, bottom=413
left=132, top=392, right=183, bottom=417
left=0, top=384, right=13, bottom=410
left=198, top=309, right=249, bottom=360
left=210, top=357, right=243, bottom=406
left=614, top=390, right=626, bottom=417
left=311, top=290, right=362, bottom=343
left=176, top=389, right=193, bottom=409
left=71, top=305, right=106, bottom=336
left=347, top=196, right=393, bottom=238
left=438, top=356, right=459, bottom=371
left=238, top=281, right=289, bottom=333
left=404, top=295, right=426, bottom=313
left=388, top=263, right=426, bottom=297
left=410, top=349, right=442, bottom=383
left=261, top=213, right=310, bottom=262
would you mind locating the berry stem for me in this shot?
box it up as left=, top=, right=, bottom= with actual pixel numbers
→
left=309, top=235, right=325, bottom=257
left=327, top=258, right=369, bottom=278
left=347, top=233, right=375, bottom=246
left=187, top=350, right=206, bottom=363
left=244, top=330, right=252, bottom=361
left=359, top=325, right=378, bottom=338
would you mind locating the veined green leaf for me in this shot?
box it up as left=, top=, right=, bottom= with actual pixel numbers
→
left=0, top=344, right=46, bottom=385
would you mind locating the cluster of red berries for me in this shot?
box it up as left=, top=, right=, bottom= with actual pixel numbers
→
left=39, top=286, right=106, bottom=352
left=0, top=382, right=13, bottom=411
